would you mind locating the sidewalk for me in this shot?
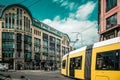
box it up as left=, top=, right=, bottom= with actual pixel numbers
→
left=16, top=70, right=45, bottom=72
left=8, top=69, right=60, bottom=73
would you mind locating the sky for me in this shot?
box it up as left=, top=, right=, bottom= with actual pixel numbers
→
left=0, top=0, right=98, bottom=49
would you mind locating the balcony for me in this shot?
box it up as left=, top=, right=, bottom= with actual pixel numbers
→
left=100, top=24, right=120, bottom=35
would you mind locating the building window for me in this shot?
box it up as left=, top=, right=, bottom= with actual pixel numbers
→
left=24, top=16, right=25, bottom=30
left=12, top=14, right=15, bottom=28
left=16, top=8, right=23, bottom=30
left=16, top=8, right=19, bottom=29
left=34, top=38, right=40, bottom=52
left=2, top=32, right=14, bottom=62
left=38, top=31, right=41, bottom=36
left=106, top=13, right=117, bottom=29
left=62, top=46, right=65, bottom=55
left=20, top=9, right=22, bottom=29
left=2, top=22, right=4, bottom=28
left=43, top=33, right=48, bottom=40
left=5, top=14, right=8, bottom=28
left=50, top=36, right=55, bottom=42
left=96, top=50, right=120, bottom=70
left=24, top=35, right=32, bottom=62
left=106, top=0, right=117, bottom=11
left=34, top=38, right=40, bottom=61
left=24, top=16, right=30, bottom=32
left=9, top=13, right=11, bottom=28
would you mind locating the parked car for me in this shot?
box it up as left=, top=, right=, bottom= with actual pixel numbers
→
left=0, top=64, right=8, bottom=71
left=0, top=64, right=5, bottom=71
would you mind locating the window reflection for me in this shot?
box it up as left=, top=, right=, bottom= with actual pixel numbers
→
left=96, top=50, right=120, bottom=70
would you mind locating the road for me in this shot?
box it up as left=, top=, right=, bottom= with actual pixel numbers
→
left=0, top=70, right=75, bottom=80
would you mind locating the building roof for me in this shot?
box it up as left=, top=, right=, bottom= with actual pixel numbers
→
left=0, top=4, right=71, bottom=39
left=0, top=4, right=33, bottom=19
left=0, top=5, right=5, bottom=17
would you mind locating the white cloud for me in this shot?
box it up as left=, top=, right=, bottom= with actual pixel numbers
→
left=61, top=1, right=68, bottom=6
left=76, top=2, right=96, bottom=20
left=53, top=0, right=59, bottom=2
left=52, top=0, right=75, bottom=11
left=43, top=1, right=98, bottom=49
left=69, top=2, right=75, bottom=10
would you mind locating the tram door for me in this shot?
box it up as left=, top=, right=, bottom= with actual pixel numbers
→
left=69, top=58, right=75, bottom=77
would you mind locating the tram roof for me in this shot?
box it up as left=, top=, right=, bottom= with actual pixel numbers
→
left=62, top=54, right=68, bottom=58
left=69, top=46, right=87, bottom=55
left=93, top=37, right=120, bottom=48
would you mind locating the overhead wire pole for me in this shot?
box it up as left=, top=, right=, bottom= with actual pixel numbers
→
left=71, top=22, right=98, bottom=48
left=27, top=0, right=40, bottom=8
left=19, top=0, right=40, bottom=8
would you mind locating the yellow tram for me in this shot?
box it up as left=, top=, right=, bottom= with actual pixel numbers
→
left=61, top=37, right=120, bottom=80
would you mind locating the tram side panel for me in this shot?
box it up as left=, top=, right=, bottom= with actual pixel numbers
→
left=61, top=56, right=67, bottom=76
left=68, top=50, right=86, bottom=79
left=91, top=42, right=120, bottom=80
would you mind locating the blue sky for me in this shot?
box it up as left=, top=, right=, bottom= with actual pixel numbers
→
left=0, top=0, right=98, bottom=48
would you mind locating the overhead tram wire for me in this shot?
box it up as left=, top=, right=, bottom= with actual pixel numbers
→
left=81, top=22, right=98, bottom=33
left=3, top=0, right=7, bottom=4
left=27, top=0, right=40, bottom=8
left=19, top=0, right=28, bottom=4
left=0, top=0, right=6, bottom=5
left=72, top=22, right=98, bottom=35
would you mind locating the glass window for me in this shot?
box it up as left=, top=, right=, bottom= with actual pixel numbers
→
left=34, top=38, right=40, bottom=45
left=56, top=39, right=60, bottom=44
left=62, top=46, right=65, bottom=55
left=20, top=9, right=22, bottom=20
left=16, top=8, right=19, bottom=29
left=2, top=32, right=14, bottom=60
left=5, top=14, right=8, bottom=28
left=75, top=56, right=82, bottom=69
left=96, top=50, right=120, bottom=70
left=62, top=60, right=66, bottom=69
left=106, top=13, right=117, bottom=29
left=2, top=22, right=4, bottom=28
left=24, top=16, right=26, bottom=31
left=28, top=20, right=30, bottom=32
left=106, top=0, right=117, bottom=11
left=9, top=13, right=11, bottom=28
left=12, top=14, right=15, bottom=28
left=43, top=33, right=48, bottom=40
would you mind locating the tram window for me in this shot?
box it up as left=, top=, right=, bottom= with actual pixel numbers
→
left=75, top=56, right=82, bottom=69
left=96, top=50, right=120, bottom=70
left=62, top=60, right=66, bottom=69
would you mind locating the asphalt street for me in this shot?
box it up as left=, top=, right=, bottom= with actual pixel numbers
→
left=0, top=70, right=75, bottom=80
